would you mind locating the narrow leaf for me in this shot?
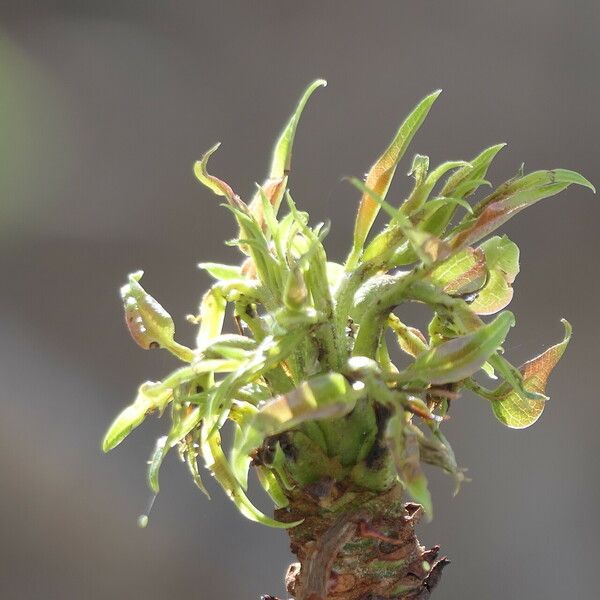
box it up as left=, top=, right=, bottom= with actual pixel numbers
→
left=348, top=90, right=441, bottom=269
left=450, top=169, right=594, bottom=250
left=102, top=381, right=171, bottom=452
left=198, top=262, right=243, bottom=280
left=386, top=415, right=433, bottom=518
left=203, top=431, right=302, bottom=528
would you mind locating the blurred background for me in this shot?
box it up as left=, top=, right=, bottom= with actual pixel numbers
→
left=1, top=1, right=598, bottom=598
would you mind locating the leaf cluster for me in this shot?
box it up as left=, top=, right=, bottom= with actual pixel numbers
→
left=103, top=81, right=592, bottom=524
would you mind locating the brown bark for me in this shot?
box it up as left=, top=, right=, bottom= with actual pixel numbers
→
left=270, top=484, right=448, bottom=600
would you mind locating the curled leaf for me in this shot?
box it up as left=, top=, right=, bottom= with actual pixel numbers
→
left=203, top=431, right=302, bottom=528
left=102, top=381, right=171, bottom=452
left=430, top=247, right=487, bottom=296
left=121, top=271, right=193, bottom=361
left=388, top=314, right=428, bottom=358
left=469, top=235, right=520, bottom=315
left=490, top=319, right=572, bottom=428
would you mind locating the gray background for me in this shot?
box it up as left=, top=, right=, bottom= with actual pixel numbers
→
left=1, top=1, right=598, bottom=599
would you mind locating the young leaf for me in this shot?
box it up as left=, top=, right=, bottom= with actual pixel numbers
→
left=469, top=235, right=520, bottom=315
left=196, top=288, right=226, bottom=349
left=429, top=247, right=487, bottom=296
left=148, top=404, right=206, bottom=493
left=347, top=90, right=441, bottom=269
left=400, top=311, right=515, bottom=385
left=102, top=381, right=172, bottom=452
left=349, top=177, right=450, bottom=266
left=234, top=373, right=359, bottom=468
left=386, top=415, right=433, bottom=518
left=490, top=319, right=572, bottom=428
left=198, top=262, right=243, bottom=281
left=400, top=159, right=470, bottom=216
left=193, top=143, right=247, bottom=211
left=441, top=143, right=506, bottom=199
left=248, top=79, right=327, bottom=228
left=450, top=169, right=595, bottom=250
left=121, top=271, right=194, bottom=362
left=270, top=79, right=327, bottom=178
left=202, top=431, right=302, bottom=528
left=414, top=427, right=466, bottom=494
left=388, top=314, right=428, bottom=358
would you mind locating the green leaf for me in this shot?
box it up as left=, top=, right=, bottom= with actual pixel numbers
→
left=147, top=436, right=168, bottom=495
left=247, top=79, right=326, bottom=228
left=416, top=428, right=466, bottom=495
left=120, top=271, right=193, bottom=361
left=198, top=262, right=243, bottom=280
left=349, top=177, right=450, bottom=266
left=347, top=90, right=441, bottom=269
left=232, top=373, right=359, bottom=482
left=386, top=415, right=433, bottom=518
left=270, top=79, right=327, bottom=178
left=201, top=334, right=258, bottom=360
left=388, top=314, right=428, bottom=358
left=203, top=431, right=302, bottom=528
left=469, top=235, right=520, bottom=315
left=401, top=311, right=515, bottom=385
left=255, top=466, right=289, bottom=508
left=450, top=169, right=595, bottom=250
left=148, top=405, right=206, bottom=493
left=441, top=143, right=506, bottom=199
left=430, top=247, right=487, bottom=296
left=196, top=288, right=226, bottom=349
left=102, top=381, right=172, bottom=452
left=490, top=319, right=572, bottom=428
left=184, top=431, right=210, bottom=498
left=401, top=159, right=470, bottom=216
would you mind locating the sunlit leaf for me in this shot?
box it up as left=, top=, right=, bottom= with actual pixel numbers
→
left=256, top=466, right=289, bottom=508
left=347, top=90, right=441, bottom=269
left=469, top=235, right=519, bottom=315
left=388, top=314, right=428, bottom=358
left=349, top=177, right=450, bottom=266
left=430, top=247, right=487, bottom=295
left=490, top=319, right=572, bottom=428
left=120, top=271, right=193, bottom=361
left=401, top=311, right=515, bottom=385
left=450, top=169, right=595, bottom=250
left=198, top=262, right=243, bottom=280
left=247, top=79, right=327, bottom=228
left=234, top=373, right=358, bottom=469
left=102, top=381, right=171, bottom=452
left=401, top=159, right=470, bottom=216
left=441, top=143, right=506, bottom=199
left=203, top=431, right=302, bottom=528
left=196, top=288, right=226, bottom=349
left=148, top=405, right=205, bottom=493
